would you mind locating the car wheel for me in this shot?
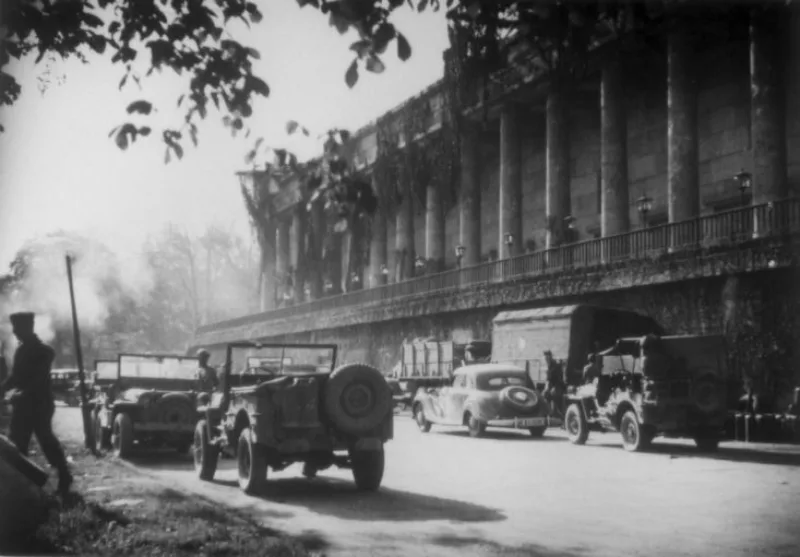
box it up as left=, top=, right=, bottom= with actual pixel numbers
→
left=413, top=404, right=432, bottom=433
left=620, top=410, right=647, bottom=452
left=528, top=426, right=546, bottom=438
left=111, top=413, right=133, bottom=459
left=565, top=404, right=589, bottom=445
left=194, top=419, right=219, bottom=481
left=351, top=446, right=385, bottom=491
left=465, top=412, right=485, bottom=438
left=237, top=428, right=267, bottom=495
left=694, top=435, right=720, bottom=452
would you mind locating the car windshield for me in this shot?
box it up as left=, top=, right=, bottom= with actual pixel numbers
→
left=476, top=373, right=528, bottom=391
left=229, top=345, right=335, bottom=378
left=119, top=355, right=198, bottom=380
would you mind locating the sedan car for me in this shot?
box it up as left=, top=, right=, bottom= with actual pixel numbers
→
left=412, top=364, right=557, bottom=438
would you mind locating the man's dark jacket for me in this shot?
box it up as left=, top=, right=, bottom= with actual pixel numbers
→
left=2, top=336, right=56, bottom=409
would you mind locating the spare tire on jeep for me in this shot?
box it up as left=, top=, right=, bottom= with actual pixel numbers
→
left=324, top=363, right=391, bottom=436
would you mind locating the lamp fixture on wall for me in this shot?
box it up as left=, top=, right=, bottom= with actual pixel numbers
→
left=734, top=169, right=752, bottom=206
left=636, top=194, right=653, bottom=229
left=503, top=233, right=514, bottom=247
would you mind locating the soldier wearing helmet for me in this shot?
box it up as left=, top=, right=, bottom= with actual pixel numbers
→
left=194, top=348, right=219, bottom=395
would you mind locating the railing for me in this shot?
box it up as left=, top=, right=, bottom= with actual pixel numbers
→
left=198, top=198, right=800, bottom=334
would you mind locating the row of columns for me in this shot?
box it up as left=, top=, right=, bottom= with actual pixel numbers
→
left=270, top=7, right=790, bottom=299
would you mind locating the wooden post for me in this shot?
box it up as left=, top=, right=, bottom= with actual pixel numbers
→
left=65, top=255, right=96, bottom=451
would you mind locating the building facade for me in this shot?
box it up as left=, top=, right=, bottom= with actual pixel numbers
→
left=199, top=6, right=800, bottom=408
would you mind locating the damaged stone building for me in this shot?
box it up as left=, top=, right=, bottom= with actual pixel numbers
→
left=195, top=5, right=800, bottom=407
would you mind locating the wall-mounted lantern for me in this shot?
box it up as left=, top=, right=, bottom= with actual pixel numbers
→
left=636, top=194, right=653, bottom=229
left=503, top=233, right=514, bottom=249
left=734, top=169, right=752, bottom=206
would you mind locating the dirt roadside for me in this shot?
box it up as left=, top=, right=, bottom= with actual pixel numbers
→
left=2, top=438, right=324, bottom=557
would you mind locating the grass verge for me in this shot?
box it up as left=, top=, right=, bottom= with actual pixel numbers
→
left=2, top=440, right=319, bottom=557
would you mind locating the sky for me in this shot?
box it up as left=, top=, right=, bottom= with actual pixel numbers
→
left=0, top=0, right=450, bottom=268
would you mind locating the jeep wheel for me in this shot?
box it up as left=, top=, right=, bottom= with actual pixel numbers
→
left=465, top=412, right=485, bottom=438
left=694, top=435, right=720, bottom=452
left=194, top=420, right=219, bottom=481
left=111, top=413, right=133, bottom=459
left=528, top=426, right=546, bottom=438
left=413, top=404, right=431, bottom=433
left=620, top=410, right=647, bottom=452
left=324, top=363, right=392, bottom=436
left=237, top=428, right=267, bottom=495
left=351, top=446, right=385, bottom=491
left=565, top=404, right=589, bottom=445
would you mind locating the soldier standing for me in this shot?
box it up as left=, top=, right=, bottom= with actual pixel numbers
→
left=2, top=312, right=73, bottom=492
left=543, top=350, right=566, bottom=416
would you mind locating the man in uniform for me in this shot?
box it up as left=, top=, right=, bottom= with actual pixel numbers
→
left=543, top=349, right=566, bottom=417
left=195, top=349, right=219, bottom=397
left=2, top=312, right=73, bottom=492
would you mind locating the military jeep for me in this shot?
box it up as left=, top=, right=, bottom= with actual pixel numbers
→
left=193, top=342, right=393, bottom=495
left=93, top=354, right=202, bottom=458
left=565, top=334, right=729, bottom=452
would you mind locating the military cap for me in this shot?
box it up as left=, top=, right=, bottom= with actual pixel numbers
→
left=196, top=348, right=210, bottom=358
left=9, top=312, right=35, bottom=328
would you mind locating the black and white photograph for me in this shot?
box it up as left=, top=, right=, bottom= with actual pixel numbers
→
left=0, top=0, right=798, bottom=556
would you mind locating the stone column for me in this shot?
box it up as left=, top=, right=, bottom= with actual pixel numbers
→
left=291, top=207, right=306, bottom=303
left=459, top=122, right=481, bottom=267
left=499, top=104, right=523, bottom=258
left=546, top=85, right=571, bottom=249
left=275, top=218, right=291, bottom=302
left=751, top=7, right=788, bottom=205
left=600, top=53, right=630, bottom=238
left=369, top=198, right=388, bottom=287
left=425, top=181, right=445, bottom=271
left=667, top=17, right=699, bottom=248
left=395, top=160, right=415, bottom=281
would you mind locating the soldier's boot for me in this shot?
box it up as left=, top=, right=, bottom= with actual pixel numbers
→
left=57, top=468, right=73, bottom=494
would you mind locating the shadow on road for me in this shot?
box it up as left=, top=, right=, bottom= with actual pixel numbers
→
left=585, top=438, right=800, bottom=467
left=428, top=534, right=589, bottom=557
left=213, top=476, right=506, bottom=523
left=436, top=429, right=567, bottom=442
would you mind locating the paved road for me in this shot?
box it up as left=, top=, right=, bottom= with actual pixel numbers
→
left=53, top=406, right=799, bottom=557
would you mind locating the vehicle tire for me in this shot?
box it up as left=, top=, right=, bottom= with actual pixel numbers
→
left=692, top=374, right=723, bottom=414
left=237, top=428, right=267, bottom=495
left=413, top=404, right=431, bottom=433
left=501, top=386, right=539, bottom=413
left=528, top=426, right=546, bottom=438
left=620, top=410, right=647, bottom=452
left=694, top=435, right=720, bottom=452
left=351, top=446, right=385, bottom=491
left=565, top=404, right=589, bottom=445
left=112, top=413, right=134, bottom=459
left=324, top=363, right=392, bottom=436
left=156, top=394, right=196, bottom=427
left=465, top=412, right=485, bottom=438
left=194, top=420, right=219, bottom=481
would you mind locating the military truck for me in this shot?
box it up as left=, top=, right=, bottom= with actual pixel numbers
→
left=93, top=354, right=201, bottom=458
left=193, top=342, right=393, bottom=495
left=50, top=368, right=82, bottom=407
left=564, top=334, right=730, bottom=452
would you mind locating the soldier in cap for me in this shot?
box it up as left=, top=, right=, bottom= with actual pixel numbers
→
left=2, top=312, right=73, bottom=492
left=195, top=348, right=219, bottom=398
left=543, top=349, right=566, bottom=417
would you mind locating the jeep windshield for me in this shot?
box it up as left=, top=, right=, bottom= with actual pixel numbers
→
left=117, top=354, right=199, bottom=391
left=228, top=344, right=336, bottom=379
left=94, top=360, right=118, bottom=384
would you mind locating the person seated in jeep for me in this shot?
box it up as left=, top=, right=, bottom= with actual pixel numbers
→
left=195, top=349, right=219, bottom=404
left=582, top=353, right=601, bottom=385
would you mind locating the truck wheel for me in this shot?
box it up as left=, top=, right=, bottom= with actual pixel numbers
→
left=620, top=410, right=647, bottom=452
left=324, top=363, right=392, bottom=436
left=111, top=413, right=133, bottom=459
left=237, top=428, right=267, bottom=495
left=565, top=404, right=589, bottom=445
left=351, top=446, right=385, bottom=491
left=465, top=412, right=485, bottom=438
left=413, top=404, right=431, bottom=433
left=194, top=420, right=219, bottom=481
